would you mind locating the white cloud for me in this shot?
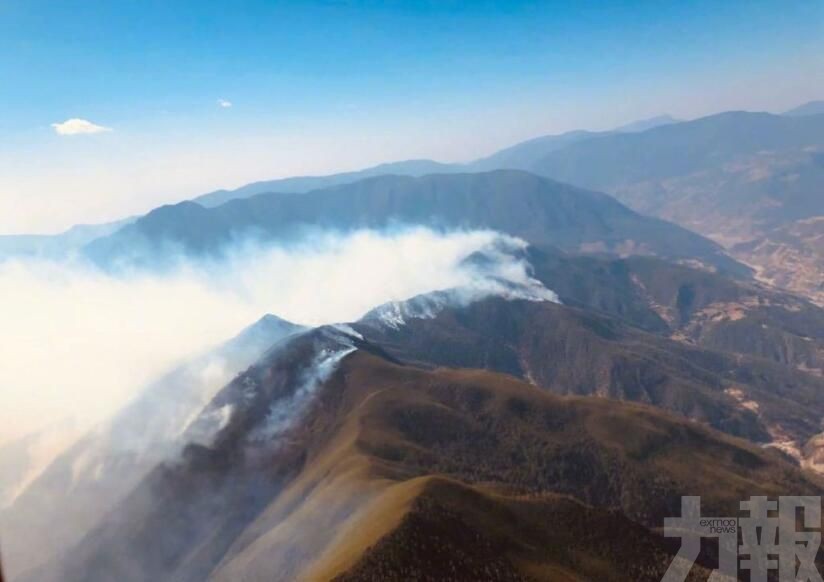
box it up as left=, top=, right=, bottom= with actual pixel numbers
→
left=217, top=99, right=232, bottom=108
left=51, top=118, right=112, bottom=135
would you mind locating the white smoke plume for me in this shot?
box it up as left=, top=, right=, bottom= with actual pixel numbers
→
left=0, top=227, right=541, bottom=448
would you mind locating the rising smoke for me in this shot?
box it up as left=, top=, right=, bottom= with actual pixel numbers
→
left=0, top=227, right=552, bottom=475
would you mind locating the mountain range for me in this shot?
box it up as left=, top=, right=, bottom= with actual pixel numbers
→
left=2, top=100, right=824, bottom=581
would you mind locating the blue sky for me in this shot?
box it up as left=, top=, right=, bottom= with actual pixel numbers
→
left=1, top=0, right=822, bottom=233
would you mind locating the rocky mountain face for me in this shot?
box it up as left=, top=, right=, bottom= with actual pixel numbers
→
left=605, top=149, right=824, bottom=242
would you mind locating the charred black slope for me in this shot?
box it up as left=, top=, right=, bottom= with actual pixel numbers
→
left=85, top=170, right=745, bottom=275
left=39, top=341, right=822, bottom=582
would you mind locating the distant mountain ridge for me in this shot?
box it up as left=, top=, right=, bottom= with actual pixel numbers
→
left=783, top=100, right=824, bottom=117
left=85, top=170, right=745, bottom=275
left=186, top=107, right=824, bottom=214
left=612, top=113, right=680, bottom=133
left=528, top=110, right=824, bottom=191
left=468, top=129, right=601, bottom=172
left=0, top=218, right=133, bottom=260
left=186, top=108, right=807, bottom=210
left=191, top=113, right=682, bottom=207
left=194, top=159, right=457, bottom=208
